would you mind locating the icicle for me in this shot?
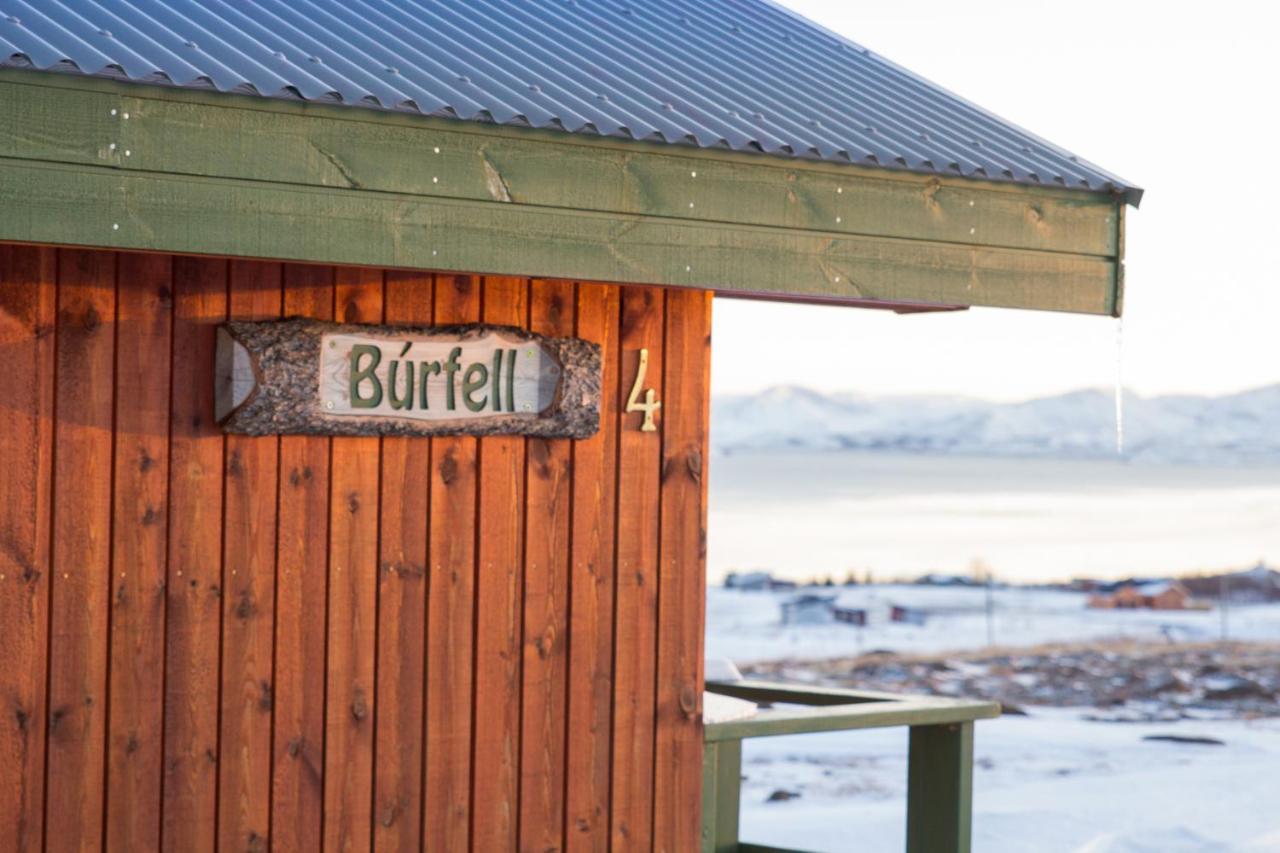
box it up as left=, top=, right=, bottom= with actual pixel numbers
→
left=1114, top=316, right=1125, bottom=457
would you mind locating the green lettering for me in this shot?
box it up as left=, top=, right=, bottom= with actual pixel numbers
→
left=349, top=344, right=383, bottom=408
left=491, top=350, right=503, bottom=412
left=418, top=360, right=441, bottom=409
left=506, top=348, right=517, bottom=412
left=443, top=347, right=463, bottom=410
left=388, top=358, right=414, bottom=410
left=463, top=363, right=489, bottom=412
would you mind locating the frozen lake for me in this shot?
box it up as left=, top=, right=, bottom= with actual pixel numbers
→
left=708, top=451, right=1280, bottom=584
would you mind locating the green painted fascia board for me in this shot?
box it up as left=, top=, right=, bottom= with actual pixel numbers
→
left=0, top=156, right=1118, bottom=314
left=0, top=70, right=1123, bottom=314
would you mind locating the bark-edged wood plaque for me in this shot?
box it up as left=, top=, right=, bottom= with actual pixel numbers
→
left=215, top=318, right=601, bottom=438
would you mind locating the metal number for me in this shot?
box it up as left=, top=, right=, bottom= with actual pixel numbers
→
left=626, top=348, right=661, bottom=432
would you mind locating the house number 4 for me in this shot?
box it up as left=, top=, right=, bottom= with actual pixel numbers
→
left=626, top=348, right=661, bottom=432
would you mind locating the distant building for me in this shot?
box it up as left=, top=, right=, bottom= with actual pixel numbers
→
left=836, top=594, right=893, bottom=627
left=780, top=593, right=837, bottom=625
left=890, top=605, right=928, bottom=625
left=1088, top=579, right=1192, bottom=610
left=833, top=605, right=869, bottom=626
left=778, top=593, right=910, bottom=627
left=724, top=570, right=770, bottom=591
left=1145, top=581, right=1191, bottom=610
left=724, top=570, right=797, bottom=592
left=914, top=573, right=976, bottom=587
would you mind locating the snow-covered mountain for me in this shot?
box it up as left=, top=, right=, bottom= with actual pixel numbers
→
left=710, top=384, right=1280, bottom=464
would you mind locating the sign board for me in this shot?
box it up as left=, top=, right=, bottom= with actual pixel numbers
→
left=215, top=318, right=600, bottom=438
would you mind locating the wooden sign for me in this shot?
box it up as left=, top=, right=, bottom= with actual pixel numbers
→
left=215, top=318, right=600, bottom=438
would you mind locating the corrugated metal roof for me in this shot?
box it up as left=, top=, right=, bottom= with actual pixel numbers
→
left=0, top=0, right=1142, bottom=205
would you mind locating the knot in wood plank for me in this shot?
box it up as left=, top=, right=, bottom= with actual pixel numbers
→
left=351, top=690, right=368, bottom=722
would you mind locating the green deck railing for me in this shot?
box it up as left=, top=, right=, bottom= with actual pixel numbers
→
left=702, top=681, right=1001, bottom=853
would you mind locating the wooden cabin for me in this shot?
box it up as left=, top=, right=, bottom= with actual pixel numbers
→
left=0, top=1, right=1137, bottom=851
left=1089, top=580, right=1192, bottom=610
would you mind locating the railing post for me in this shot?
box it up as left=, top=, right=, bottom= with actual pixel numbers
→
left=701, top=739, right=742, bottom=852
left=906, top=721, right=974, bottom=853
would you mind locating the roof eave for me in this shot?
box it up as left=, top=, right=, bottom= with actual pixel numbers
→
left=0, top=70, right=1126, bottom=316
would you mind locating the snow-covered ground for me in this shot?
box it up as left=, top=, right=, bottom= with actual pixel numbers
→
left=707, top=585, right=1280, bottom=663
left=709, top=586, right=1280, bottom=851
left=739, top=711, right=1280, bottom=853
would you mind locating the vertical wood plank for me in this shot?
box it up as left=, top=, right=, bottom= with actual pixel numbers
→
left=564, top=283, right=621, bottom=853
left=0, top=245, right=56, bottom=853
left=105, top=253, right=173, bottom=852
left=218, top=260, right=281, bottom=853
left=323, top=268, right=383, bottom=852
left=162, top=256, right=226, bottom=853
left=372, top=270, right=433, bottom=851
left=708, top=740, right=741, bottom=853
left=653, top=288, right=712, bottom=851
left=520, top=279, right=575, bottom=851
left=907, top=722, right=975, bottom=853
left=470, top=276, right=526, bottom=852
left=45, top=248, right=116, bottom=853
left=609, top=285, right=665, bottom=850
left=272, top=264, right=334, bottom=851
left=422, top=274, right=479, bottom=852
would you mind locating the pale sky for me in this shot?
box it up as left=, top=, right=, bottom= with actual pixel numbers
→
left=712, top=0, right=1280, bottom=401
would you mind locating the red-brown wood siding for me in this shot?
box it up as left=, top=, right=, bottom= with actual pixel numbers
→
left=0, top=245, right=712, bottom=853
